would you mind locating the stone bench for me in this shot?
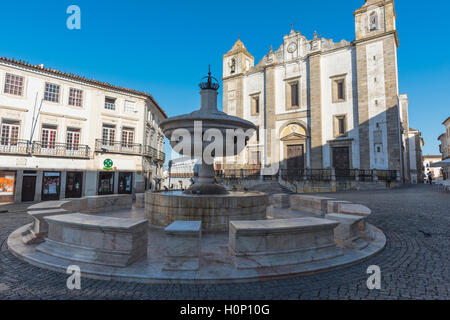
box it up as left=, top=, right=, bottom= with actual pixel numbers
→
left=326, top=200, right=351, bottom=213
left=290, top=195, right=335, bottom=215
left=134, top=193, right=145, bottom=208
left=28, top=200, right=73, bottom=212
left=22, top=208, right=68, bottom=245
left=83, top=194, right=133, bottom=213
left=270, top=194, right=290, bottom=208
left=163, top=221, right=202, bottom=271
left=325, top=213, right=368, bottom=250
left=229, top=217, right=342, bottom=269
left=336, top=203, right=371, bottom=217
left=36, top=213, right=148, bottom=267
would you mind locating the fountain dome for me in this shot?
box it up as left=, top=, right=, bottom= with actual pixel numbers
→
left=160, top=66, right=256, bottom=195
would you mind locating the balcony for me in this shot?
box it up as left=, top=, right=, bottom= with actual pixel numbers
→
left=32, top=142, right=90, bottom=158
left=95, top=139, right=142, bottom=155
left=144, top=145, right=157, bottom=158
left=0, top=139, right=30, bottom=155
left=143, top=145, right=165, bottom=162
left=157, top=150, right=165, bottom=162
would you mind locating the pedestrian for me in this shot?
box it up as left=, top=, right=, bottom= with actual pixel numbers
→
left=427, top=171, right=433, bottom=184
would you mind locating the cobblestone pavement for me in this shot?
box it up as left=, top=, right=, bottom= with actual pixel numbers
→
left=0, top=185, right=448, bottom=300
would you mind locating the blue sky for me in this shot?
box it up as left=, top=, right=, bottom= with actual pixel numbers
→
left=0, top=0, right=448, bottom=156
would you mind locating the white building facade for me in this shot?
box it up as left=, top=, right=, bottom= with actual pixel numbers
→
left=0, top=57, right=166, bottom=203
left=221, top=0, right=421, bottom=184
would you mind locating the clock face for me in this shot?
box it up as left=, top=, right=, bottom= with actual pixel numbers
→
left=287, top=42, right=297, bottom=53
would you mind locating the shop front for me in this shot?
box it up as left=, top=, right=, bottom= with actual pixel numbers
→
left=118, top=172, right=133, bottom=194
left=65, top=171, right=83, bottom=198
left=0, top=170, right=16, bottom=203
left=41, top=171, right=61, bottom=201
left=98, top=171, right=114, bottom=195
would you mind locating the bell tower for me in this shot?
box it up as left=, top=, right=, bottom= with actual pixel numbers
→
left=222, top=38, right=254, bottom=118
left=354, top=0, right=398, bottom=43
left=354, top=0, right=403, bottom=178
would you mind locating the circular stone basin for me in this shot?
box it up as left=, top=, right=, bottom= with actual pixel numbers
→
left=145, top=191, right=268, bottom=232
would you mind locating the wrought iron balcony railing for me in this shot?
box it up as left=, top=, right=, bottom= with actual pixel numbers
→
left=32, top=141, right=90, bottom=158
left=157, top=150, right=165, bottom=162
left=143, top=145, right=165, bottom=162
left=95, top=139, right=142, bottom=155
left=144, top=145, right=157, bottom=158
left=0, top=139, right=30, bottom=155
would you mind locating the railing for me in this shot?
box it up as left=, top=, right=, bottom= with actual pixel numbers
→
left=358, top=169, right=373, bottom=182
left=32, top=142, right=90, bottom=158
left=0, top=139, right=30, bottom=155
left=95, top=139, right=142, bottom=155
left=279, top=169, right=304, bottom=181
left=157, top=151, right=165, bottom=162
left=335, top=169, right=357, bottom=181
left=306, top=169, right=332, bottom=181
left=216, top=168, right=261, bottom=180
left=170, top=172, right=195, bottom=178
left=144, top=145, right=157, bottom=158
left=376, top=170, right=397, bottom=182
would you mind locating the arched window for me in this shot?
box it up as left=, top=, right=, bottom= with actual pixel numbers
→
left=229, top=58, right=236, bottom=74
left=369, top=11, right=378, bottom=31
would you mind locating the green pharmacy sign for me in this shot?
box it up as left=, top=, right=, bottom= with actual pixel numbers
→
left=103, top=159, right=113, bottom=170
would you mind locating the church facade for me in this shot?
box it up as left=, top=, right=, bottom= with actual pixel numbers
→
left=221, top=0, right=421, bottom=183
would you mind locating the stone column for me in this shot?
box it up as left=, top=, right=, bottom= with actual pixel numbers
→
left=114, top=171, right=119, bottom=194
left=14, top=170, right=24, bottom=203
left=35, top=171, right=43, bottom=202
left=60, top=171, right=67, bottom=199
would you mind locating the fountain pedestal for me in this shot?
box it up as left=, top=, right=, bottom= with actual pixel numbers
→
left=145, top=191, right=268, bottom=232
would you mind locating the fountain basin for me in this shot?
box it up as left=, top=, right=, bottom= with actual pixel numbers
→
left=145, top=191, right=268, bottom=232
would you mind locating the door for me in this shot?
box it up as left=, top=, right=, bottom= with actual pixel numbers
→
left=65, top=172, right=83, bottom=198
left=21, top=176, right=36, bottom=202
left=118, top=172, right=133, bottom=194
left=332, top=146, right=350, bottom=177
left=98, top=172, right=114, bottom=195
left=287, top=144, right=304, bottom=169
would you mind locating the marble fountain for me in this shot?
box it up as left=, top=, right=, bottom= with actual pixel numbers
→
left=7, top=69, right=386, bottom=283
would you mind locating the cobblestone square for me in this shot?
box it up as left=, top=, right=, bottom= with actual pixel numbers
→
left=1, top=185, right=448, bottom=300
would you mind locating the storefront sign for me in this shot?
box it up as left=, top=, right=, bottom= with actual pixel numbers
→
left=103, top=159, right=114, bottom=170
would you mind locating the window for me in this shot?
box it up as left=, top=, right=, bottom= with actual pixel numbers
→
left=66, top=128, right=80, bottom=150
left=68, top=88, right=83, bottom=107
left=4, top=73, right=24, bottom=96
left=121, top=127, right=135, bottom=148
left=291, top=82, right=299, bottom=107
left=333, top=115, right=347, bottom=137
left=332, top=76, right=346, bottom=103
left=44, top=83, right=60, bottom=102
left=41, top=125, right=57, bottom=149
left=369, top=12, right=378, bottom=31
left=256, top=126, right=260, bottom=142
left=286, top=79, right=300, bottom=109
left=251, top=95, right=260, bottom=115
left=337, top=81, right=345, bottom=100
left=102, top=124, right=115, bottom=146
left=1, top=120, right=20, bottom=146
left=124, top=101, right=136, bottom=113
left=104, top=97, right=116, bottom=110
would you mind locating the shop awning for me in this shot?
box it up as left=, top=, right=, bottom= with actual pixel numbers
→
left=430, top=158, right=450, bottom=167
